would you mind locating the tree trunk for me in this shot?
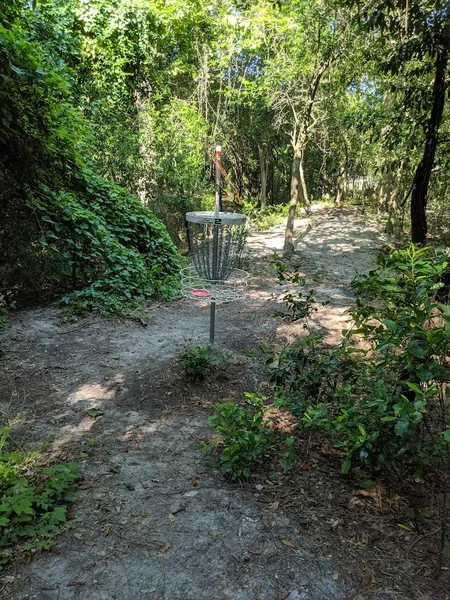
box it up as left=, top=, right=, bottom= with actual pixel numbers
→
left=284, top=146, right=308, bottom=256
left=299, top=160, right=309, bottom=207
left=283, top=56, right=335, bottom=255
left=335, top=166, right=347, bottom=206
left=410, top=35, right=449, bottom=244
left=378, top=180, right=389, bottom=216
left=386, top=189, right=398, bottom=235
left=258, top=143, right=268, bottom=208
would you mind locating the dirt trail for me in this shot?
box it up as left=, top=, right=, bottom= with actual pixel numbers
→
left=0, top=206, right=387, bottom=600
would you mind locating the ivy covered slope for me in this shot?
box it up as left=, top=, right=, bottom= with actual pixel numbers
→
left=0, top=4, right=180, bottom=315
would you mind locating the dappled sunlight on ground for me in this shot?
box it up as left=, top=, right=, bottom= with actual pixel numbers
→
left=52, top=416, right=96, bottom=450
left=67, top=378, right=125, bottom=405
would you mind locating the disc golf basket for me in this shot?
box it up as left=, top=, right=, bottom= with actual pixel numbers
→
left=181, top=146, right=249, bottom=344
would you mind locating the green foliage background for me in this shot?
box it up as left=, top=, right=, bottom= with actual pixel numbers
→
left=0, top=1, right=181, bottom=314
left=1, top=0, right=450, bottom=310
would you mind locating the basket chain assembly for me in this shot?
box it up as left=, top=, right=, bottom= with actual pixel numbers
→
left=182, top=146, right=249, bottom=344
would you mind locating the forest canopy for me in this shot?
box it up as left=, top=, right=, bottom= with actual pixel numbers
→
left=1, top=0, right=449, bottom=312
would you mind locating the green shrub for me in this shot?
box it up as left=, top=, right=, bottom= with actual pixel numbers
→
left=271, top=255, right=320, bottom=323
left=38, top=170, right=182, bottom=315
left=0, top=427, right=79, bottom=564
left=201, top=394, right=277, bottom=480
left=271, top=244, right=450, bottom=474
left=183, top=345, right=233, bottom=382
left=242, top=200, right=288, bottom=231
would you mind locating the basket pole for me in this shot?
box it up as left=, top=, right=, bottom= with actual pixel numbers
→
left=209, top=301, right=216, bottom=345
left=214, top=145, right=221, bottom=217
left=210, top=145, right=222, bottom=345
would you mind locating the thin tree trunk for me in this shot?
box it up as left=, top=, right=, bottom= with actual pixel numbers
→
left=258, top=143, right=268, bottom=208
left=378, top=180, right=388, bottom=216
left=410, top=34, right=449, bottom=244
left=335, top=167, right=347, bottom=206
left=299, top=160, right=309, bottom=207
left=386, top=189, right=399, bottom=235
left=283, top=55, right=336, bottom=255
left=285, top=147, right=307, bottom=256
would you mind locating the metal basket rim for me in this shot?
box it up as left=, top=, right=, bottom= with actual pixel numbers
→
left=185, top=211, right=248, bottom=225
left=180, top=265, right=250, bottom=284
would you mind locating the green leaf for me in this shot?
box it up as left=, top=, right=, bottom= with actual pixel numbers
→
left=10, top=65, right=26, bottom=75
left=48, top=505, right=66, bottom=525
left=382, top=319, right=397, bottom=332
left=85, top=408, right=104, bottom=417
left=405, top=382, right=422, bottom=395
left=358, top=480, right=377, bottom=490
left=443, top=430, right=450, bottom=443
left=437, top=303, right=450, bottom=318
left=395, top=421, right=409, bottom=436
left=12, top=499, right=34, bottom=517
left=341, top=458, right=351, bottom=474
left=417, top=367, right=433, bottom=382
left=407, top=344, right=425, bottom=359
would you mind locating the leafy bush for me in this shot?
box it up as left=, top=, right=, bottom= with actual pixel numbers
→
left=183, top=345, right=234, bottom=382
left=0, top=11, right=181, bottom=315
left=36, top=170, right=181, bottom=315
left=202, top=394, right=278, bottom=480
left=271, top=244, right=450, bottom=474
left=0, top=427, right=79, bottom=564
left=242, top=200, right=288, bottom=231
left=271, top=256, right=320, bottom=323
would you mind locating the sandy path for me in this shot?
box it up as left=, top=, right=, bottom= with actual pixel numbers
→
left=0, top=206, right=386, bottom=600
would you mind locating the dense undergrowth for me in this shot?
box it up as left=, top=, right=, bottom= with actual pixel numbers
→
left=204, top=243, right=450, bottom=556
left=0, top=4, right=180, bottom=316
left=242, top=200, right=289, bottom=231
left=0, top=427, right=79, bottom=565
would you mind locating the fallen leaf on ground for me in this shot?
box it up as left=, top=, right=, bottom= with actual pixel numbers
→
left=280, top=593, right=291, bottom=600
left=255, top=484, right=264, bottom=491
left=332, top=571, right=339, bottom=581
left=159, top=542, right=171, bottom=553
left=280, top=538, right=297, bottom=549
left=299, top=463, right=311, bottom=471
left=85, top=408, right=104, bottom=417
left=269, top=501, right=279, bottom=510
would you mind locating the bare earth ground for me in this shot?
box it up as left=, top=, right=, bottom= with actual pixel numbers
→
left=0, top=206, right=447, bottom=600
